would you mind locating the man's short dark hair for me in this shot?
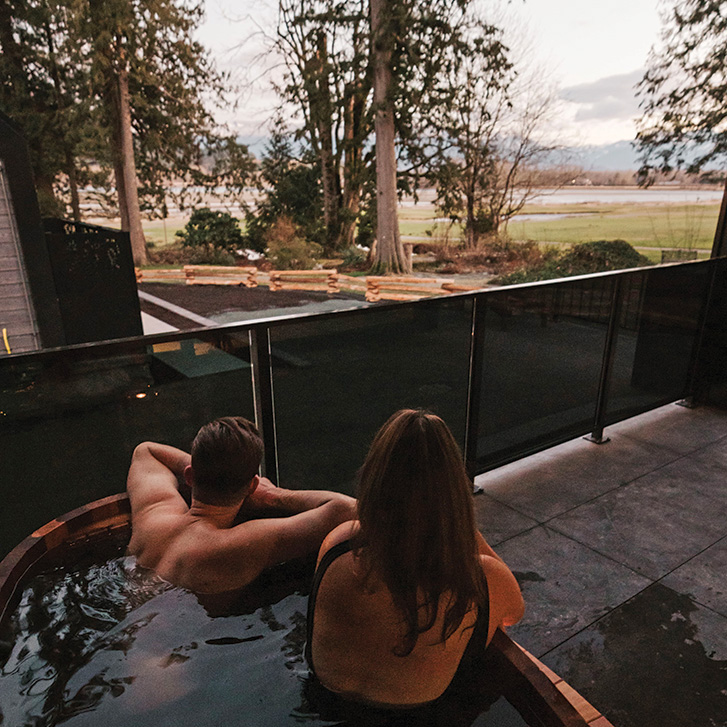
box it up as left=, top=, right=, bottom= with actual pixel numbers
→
left=190, top=417, right=264, bottom=505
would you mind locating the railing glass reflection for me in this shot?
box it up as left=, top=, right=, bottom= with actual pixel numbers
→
left=0, top=258, right=724, bottom=558
left=0, top=330, right=254, bottom=555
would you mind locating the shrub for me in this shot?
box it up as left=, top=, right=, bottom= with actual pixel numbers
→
left=340, top=245, right=369, bottom=271
left=146, top=245, right=195, bottom=266
left=494, top=240, right=652, bottom=284
left=427, top=239, right=550, bottom=275
left=176, top=208, right=243, bottom=253
left=265, top=216, right=323, bottom=270
left=557, top=240, right=651, bottom=274
left=187, top=247, right=236, bottom=266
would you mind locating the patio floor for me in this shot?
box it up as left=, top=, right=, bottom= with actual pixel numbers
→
left=473, top=402, right=727, bottom=727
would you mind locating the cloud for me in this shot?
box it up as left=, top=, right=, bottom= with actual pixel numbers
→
left=560, top=70, right=644, bottom=122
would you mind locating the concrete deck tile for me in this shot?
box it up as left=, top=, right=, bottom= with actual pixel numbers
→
left=607, top=403, right=727, bottom=455
left=543, top=583, right=727, bottom=727
left=494, top=526, right=650, bottom=657
left=549, top=457, right=727, bottom=580
left=474, top=433, right=680, bottom=522
left=684, top=435, right=727, bottom=472
left=662, top=537, right=727, bottom=618
left=473, top=493, right=539, bottom=546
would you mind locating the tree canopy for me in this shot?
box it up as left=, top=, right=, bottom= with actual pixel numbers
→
left=636, top=0, right=727, bottom=180
left=272, top=0, right=534, bottom=270
left=0, top=0, right=254, bottom=263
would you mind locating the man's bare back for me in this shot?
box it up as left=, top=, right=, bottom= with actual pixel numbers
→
left=126, top=418, right=356, bottom=593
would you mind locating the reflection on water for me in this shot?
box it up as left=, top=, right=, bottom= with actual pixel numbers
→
left=0, top=554, right=527, bottom=727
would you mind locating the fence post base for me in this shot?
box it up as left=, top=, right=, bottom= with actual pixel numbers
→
left=583, top=433, right=611, bottom=445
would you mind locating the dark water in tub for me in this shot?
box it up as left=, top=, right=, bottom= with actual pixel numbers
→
left=0, top=553, right=527, bottom=726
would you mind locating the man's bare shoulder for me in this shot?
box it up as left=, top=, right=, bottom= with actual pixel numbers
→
left=128, top=506, right=191, bottom=570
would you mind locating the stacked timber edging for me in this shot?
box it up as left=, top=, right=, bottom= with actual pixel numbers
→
left=135, top=265, right=483, bottom=302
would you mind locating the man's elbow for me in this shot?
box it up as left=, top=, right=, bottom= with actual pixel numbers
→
left=132, top=442, right=154, bottom=460
left=325, top=495, right=357, bottom=526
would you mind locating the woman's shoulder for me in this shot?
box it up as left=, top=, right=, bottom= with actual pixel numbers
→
left=316, top=519, right=360, bottom=566
left=479, top=554, right=525, bottom=628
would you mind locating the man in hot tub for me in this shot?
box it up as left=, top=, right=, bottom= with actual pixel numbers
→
left=126, top=416, right=357, bottom=593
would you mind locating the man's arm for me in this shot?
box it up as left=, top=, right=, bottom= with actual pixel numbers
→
left=211, top=486, right=357, bottom=587
left=126, top=442, right=190, bottom=516
left=243, top=477, right=352, bottom=515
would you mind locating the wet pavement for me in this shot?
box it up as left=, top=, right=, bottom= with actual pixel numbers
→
left=474, top=403, right=727, bottom=727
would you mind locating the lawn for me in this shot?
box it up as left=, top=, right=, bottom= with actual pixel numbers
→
left=111, top=192, right=723, bottom=257
left=506, top=203, right=720, bottom=251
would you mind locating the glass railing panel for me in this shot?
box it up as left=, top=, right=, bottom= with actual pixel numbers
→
left=269, top=298, right=474, bottom=495
left=0, top=330, right=253, bottom=557
left=474, top=276, right=615, bottom=470
left=694, top=258, right=727, bottom=406
left=605, top=262, right=712, bottom=424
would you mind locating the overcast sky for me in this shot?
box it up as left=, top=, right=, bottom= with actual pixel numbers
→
left=196, top=0, right=664, bottom=147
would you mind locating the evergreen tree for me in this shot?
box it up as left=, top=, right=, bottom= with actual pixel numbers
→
left=0, top=0, right=88, bottom=217
left=0, top=0, right=253, bottom=265
left=636, top=0, right=727, bottom=180
left=244, top=118, right=324, bottom=253
left=276, top=0, right=514, bottom=272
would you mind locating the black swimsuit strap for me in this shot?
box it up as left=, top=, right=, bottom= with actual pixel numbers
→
left=305, top=538, right=354, bottom=675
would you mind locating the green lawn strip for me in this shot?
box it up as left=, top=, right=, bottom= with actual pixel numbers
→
left=139, top=200, right=721, bottom=252
left=507, top=203, right=720, bottom=250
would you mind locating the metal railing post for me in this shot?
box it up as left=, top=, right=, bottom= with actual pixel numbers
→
left=710, top=179, right=727, bottom=258
left=585, top=277, right=623, bottom=444
left=249, top=325, right=279, bottom=482
left=465, top=296, right=487, bottom=479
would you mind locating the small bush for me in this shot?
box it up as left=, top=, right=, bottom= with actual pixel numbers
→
left=494, top=240, right=651, bottom=284
left=176, top=208, right=244, bottom=253
left=146, top=245, right=195, bottom=266
left=427, top=239, right=549, bottom=275
left=265, top=216, right=323, bottom=270
left=558, top=240, right=651, bottom=273
left=340, top=245, right=369, bottom=271
left=187, top=247, right=236, bottom=266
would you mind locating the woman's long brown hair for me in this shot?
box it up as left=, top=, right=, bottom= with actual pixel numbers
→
left=354, top=409, right=488, bottom=656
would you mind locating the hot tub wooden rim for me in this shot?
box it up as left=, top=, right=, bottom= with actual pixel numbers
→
left=0, top=493, right=131, bottom=624
left=0, top=494, right=609, bottom=727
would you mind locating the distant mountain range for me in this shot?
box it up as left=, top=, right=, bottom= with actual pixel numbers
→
left=570, top=140, right=640, bottom=172
left=239, top=134, right=643, bottom=172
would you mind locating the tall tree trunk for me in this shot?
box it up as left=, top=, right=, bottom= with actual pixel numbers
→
left=112, top=140, right=130, bottom=231
left=370, top=0, right=409, bottom=274
left=65, top=151, right=81, bottom=221
left=341, top=87, right=362, bottom=248
left=113, top=65, right=146, bottom=265
left=309, top=34, right=341, bottom=253
left=35, top=174, right=63, bottom=217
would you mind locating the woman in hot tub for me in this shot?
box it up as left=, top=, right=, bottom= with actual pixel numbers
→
left=305, top=408, right=524, bottom=708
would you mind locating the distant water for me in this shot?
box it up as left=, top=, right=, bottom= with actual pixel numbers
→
left=401, top=186, right=724, bottom=208
left=518, top=187, right=724, bottom=206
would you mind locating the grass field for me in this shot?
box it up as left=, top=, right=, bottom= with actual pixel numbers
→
left=506, top=203, right=720, bottom=252
left=105, top=190, right=722, bottom=259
